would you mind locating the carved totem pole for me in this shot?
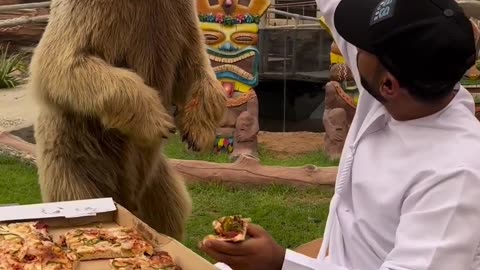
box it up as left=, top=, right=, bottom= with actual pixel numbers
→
left=319, top=15, right=480, bottom=159
left=196, top=0, right=271, bottom=161
left=460, top=18, right=480, bottom=120
left=319, top=17, right=357, bottom=160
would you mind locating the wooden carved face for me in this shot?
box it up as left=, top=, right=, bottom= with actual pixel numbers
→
left=461, top=19, right=480, bottom=87
left=197, top=0, right=270, bottom=96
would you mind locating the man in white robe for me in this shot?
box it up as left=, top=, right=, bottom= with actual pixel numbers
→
left=200, top=0, right=480, bottom=269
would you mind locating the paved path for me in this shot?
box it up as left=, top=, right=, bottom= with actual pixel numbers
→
left=0, top=85, right=38, bottom=132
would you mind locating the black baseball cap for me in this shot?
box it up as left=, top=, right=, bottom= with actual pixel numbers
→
left=334, top=0, right=477, bottom=94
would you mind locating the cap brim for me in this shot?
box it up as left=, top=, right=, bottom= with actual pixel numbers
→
left=457, top=0, right=480, bottom=19
left=334, top=0, right=379, bottom=53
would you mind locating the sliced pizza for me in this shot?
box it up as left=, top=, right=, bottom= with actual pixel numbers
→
left=203, top=215, right=251, bottom=243
left=0, top=252, right=77, bottom=270
left=0, top=221, right=52, bottom=243
left=61, top=226, right=154, bottom=260
left=0, top=221, right=78, bottom=270
left=110, top=251, right=182, bottom=270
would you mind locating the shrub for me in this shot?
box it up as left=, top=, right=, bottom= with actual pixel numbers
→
left=0, top=44, right=28, bottom=89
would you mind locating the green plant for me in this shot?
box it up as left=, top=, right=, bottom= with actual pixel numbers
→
left=474, top=95, right=480, bottom=105
left=0, top=44, right=28, bottom=89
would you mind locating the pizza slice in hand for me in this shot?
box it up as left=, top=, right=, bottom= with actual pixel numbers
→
left=203, top=215, right=251, bottom=243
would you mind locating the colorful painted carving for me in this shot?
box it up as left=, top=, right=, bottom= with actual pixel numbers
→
left=320, top=14, right=480, bottom=159
left=196, top=0, right=271, bottom=161
left=460, top=18, right=480, bottom=120
left=319, top=17, right=357, bottom=160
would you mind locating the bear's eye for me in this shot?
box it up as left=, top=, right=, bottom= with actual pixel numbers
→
left=209, top=0, right=220, bottom=5
left=238, top=0, right=251, bottom=6
left=232, top=33, right=257, bottom=45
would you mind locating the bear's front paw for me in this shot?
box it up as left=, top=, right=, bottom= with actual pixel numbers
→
left=176, top=89, right=226, bottom=152
left=134, top=110, right=177, bottom=146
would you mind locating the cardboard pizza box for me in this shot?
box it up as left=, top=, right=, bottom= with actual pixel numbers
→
left=0, top=197, right=216, bottom=270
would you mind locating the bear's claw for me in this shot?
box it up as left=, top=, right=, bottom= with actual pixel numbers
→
left=182, top=133, right=200, bottom=152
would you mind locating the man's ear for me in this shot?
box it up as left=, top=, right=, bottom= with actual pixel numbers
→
left=379, top=73, right=401, bottom=100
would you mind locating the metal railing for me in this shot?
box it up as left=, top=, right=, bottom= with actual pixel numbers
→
left=271, top=1, right=318, bottom=17
left=264, top=9, right=323, bottom=29
left=260, top=7, right=331, bottom=83
left=258, top=27, right=332, bottom=81
left=0, top=2, right=324, bottom=29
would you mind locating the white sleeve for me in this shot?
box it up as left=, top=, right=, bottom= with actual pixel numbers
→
left=380, top=166, right=480, bottom=269
left=281, top=249, right=347, bottom=270
left=282, top=166, right=480, bottom=270
left=214, top=262, right=233, bottom=270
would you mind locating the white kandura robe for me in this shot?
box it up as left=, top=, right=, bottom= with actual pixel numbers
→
left=215, top=0, right=480, bottom=269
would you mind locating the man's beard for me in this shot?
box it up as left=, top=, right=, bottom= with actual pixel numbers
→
left=360, top=75, right=386, bottom=103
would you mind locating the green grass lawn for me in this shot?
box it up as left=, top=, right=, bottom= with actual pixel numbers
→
left=164, top=135, right=339, bottom=167
left=0, top=137, right=336, bottom=262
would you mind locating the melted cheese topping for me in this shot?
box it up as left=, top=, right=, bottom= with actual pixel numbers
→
left=0, top=222, right=74, bottom=270
left=64, top=226, right=154, bottom=258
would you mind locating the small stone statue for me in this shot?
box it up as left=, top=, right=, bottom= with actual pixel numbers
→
left=460, top=18, right=480, bottom=120
left=322, top=41, right=357, bottom=160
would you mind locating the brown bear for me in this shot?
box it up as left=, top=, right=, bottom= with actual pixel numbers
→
left=27, top=0, right=226, bottom=241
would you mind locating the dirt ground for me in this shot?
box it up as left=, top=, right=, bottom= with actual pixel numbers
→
left=0, top=86, right=325, bottom=156
left=0, top=86, right=37, bottom=133
left=258, top=131, right=325, bottom=157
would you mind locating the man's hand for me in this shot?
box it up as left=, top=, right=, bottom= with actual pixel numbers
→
left=199, top=224, right=286, bottom=270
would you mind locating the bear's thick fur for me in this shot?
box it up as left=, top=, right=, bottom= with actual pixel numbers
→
left=28, top=0, right=226, bottom=241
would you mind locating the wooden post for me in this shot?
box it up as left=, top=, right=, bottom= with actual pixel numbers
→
left=170, top=154, right=337, bottom=187
left=0, top=14, right=48, bottom=28
left=0, top=2, right=50, bottom=12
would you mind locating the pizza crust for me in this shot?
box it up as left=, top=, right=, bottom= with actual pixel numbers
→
left=110, top=251, right=182, bottom=270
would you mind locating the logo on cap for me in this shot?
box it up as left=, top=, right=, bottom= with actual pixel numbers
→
left=370, top=0, right=396, bottom=26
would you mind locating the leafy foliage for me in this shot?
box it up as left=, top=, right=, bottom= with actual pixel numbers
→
left=0, top=44, right=28, bottom=89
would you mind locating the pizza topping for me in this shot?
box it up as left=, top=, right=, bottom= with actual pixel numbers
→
left=0, top=222, right=77, bottom=270
left=34, top=222, right=49, bottom=230
left=72, top=229, right=84, bottom=237
left=121, top=241, right=134, bottom=250
left=221, top=216, right=244, bottom=233
left=0, top=232, right=23, bottom=243
left=203, top=215, right=252, bottom=243
left=214, top=215, right=250, bottom=238
left=0, top=222, right=180, bottom=269
left=63, top=226, right=155, bottom=261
